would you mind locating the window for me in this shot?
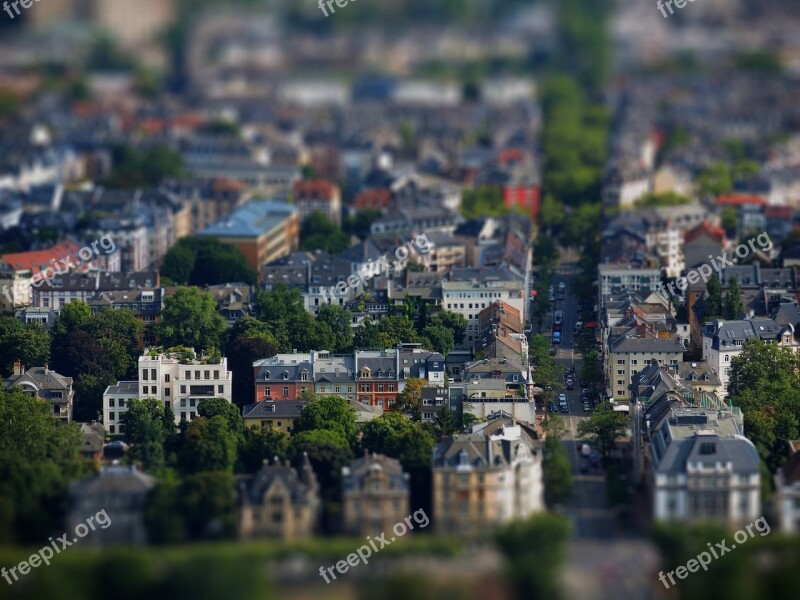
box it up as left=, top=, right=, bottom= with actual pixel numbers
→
left=181, top=412, right=187, bottom=421
left=109, top=398, right=115, bottom=408
left=283, top=371, right=289, bottom=380
left=109, top=412, right=115, bottom=421
left=143, top=370, right=149, bottom=381
left=181, top=399, right=187, bottom=407
left=109, top=425, right=115, bottom=434
left=617, top=370, right=624, bottom=375
left=151, top=369, right=156, bottom=380
left=283, top=386, right=289, bottom=397
left=186, top=371, right=191, bottom=379
left=165, top=374, right=170, bottom=383
left=617, top=360, right=624, bottom=365
left=378, top=384, right=385, bottom=392
left=204, top=370, right=210, bottom=380
left=389, top=384, right=395, bottom=392
left=218, top=385, right=224, bottom=393
left=195, top=370, right=200, bottom=379
left=180, top=385, right=186, bottom=394
left=165, top=388, right=171, bottom=397
left=119, top=399, right=125, bottom=407
left=617, top=380, right=624, bottom=386
left=214, top=370, right=219, bottom=379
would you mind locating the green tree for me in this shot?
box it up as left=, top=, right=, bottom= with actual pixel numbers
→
left=225, top=335, right=278, bottom=407
left=695, top=162, right=733, bottom=199
left=179, top=416, right=238, bottom=475
left=721, top=206, right=738, bottom=234
left=396, top=377, right=425, bottom=421
left=197, top=398, right=244, bottom=440
left=429, top=311, right=467, bottom=346
left=0, top=317, right=51, bottom=377
left=162, top=237, right=257, bottom=286
left=52, top=300, right=92, bottom=336
left=121, top=397, right=175, bottom=468
left=704, top=274, right=723, bottom=321
left=354, top=317, right=381, bottom=349
left=422, top=325, right=455, bottom=356
left=461, top=186, right=509, bottom=219
left=178, top=471, right=236, bottom=540
left=237, top=426, right=290, bottom=473
left=299, top=211, right=350, bottom=253
left=577, top=403, right=628, bottom=465
left=539, top=194, right=564, bottom=232
left=158, top=287, right=227, bottom=353
left=580, top=351, right=604, bottom=392
left=83, top=308, right=144, bottom=378
left=432, top=404, right=457, bottom=440
left=0, top=389, right=88, bottom=543
left=495, top=513, right=571, bottom=600
left=289, top=429, right=353, bottom=503
left=343, top=208, right=382, bottom=239
left=160, top=244, right=195, bottom=285
left=542, top=415, right=572, bottom=505
left=317, top=304, right=354, bottom=353
left=293, top=395, right=357, bottom=443
left=724, top=276, right=744, bottom=320
left=634, top=192, right=691, bottom=208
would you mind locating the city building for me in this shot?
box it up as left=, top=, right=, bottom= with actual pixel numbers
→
left=198, top=200, right=299, bottom=274
left=774, top=440, right=800, bottom=534
left=433, top=415, right=544, bottom=537
left=341, top=453, right=410, bottom=537
left=607, top=337, right=685, bottom=400
left=292, top=180, right=342, bottom=226
left=647, top=406, right=760, bottom=527
left=4, top=362, right=74, bottom=422
left=242, top=400, right=310, bottom=434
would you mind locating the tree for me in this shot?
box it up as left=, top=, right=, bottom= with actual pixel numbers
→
left=0, top=389, right=88, bottom=543
left=539, top=194, right=564, bottom=232
left=255, top=284, right=324, bottom=351
left=422, top=325, right=455, bottom=356
left=432, top=404, right=457, bottom=439
left=695, top=162, right=734, bottom=199
left=495, top=513, right=571, bottom=600
left=542, top=415, right=572, bottom=505
left=461, top=186, right=509, bottom=219
left=225, top=336, right=278, bottom=407
left=197, top=398, right=244, bottom=440
left=178, top=472, right=236, bottom=540
left=238, top=427, right=289, bottom=473
left=161, top=237, right=257, bottom=286
left=343, top=209, right=382, bottom=240
left=721, top=206, right=738, bottom=234
left=178, top=416, right=238, bottom=475
left=107, top=143, right=184, bottom=188
left=121, top=398, right=175, bottom=471
left=82, top=308, right=144, bottom=379
left=289, top=429, right=353, bottom=503
left=396, top=377, right=424, bottom=421
left=724, top=276, right=744, bottom=320
left=293, top=395, right=357, bottom=443
left=299, top=211, right=350, bottom=253
left=0, top=317, right=51, bottom=377
left=73, top=372, right=115, bottom=422
left=429, top=311, right=467, bottom=346
left=354, top=317, right=381, bottom=348
left=376, top=316, right=419, bottom=348
left=580, top=351, right=604, bottom=392
left=158, top=287, right=227, bottom=353
left=704, top=274, right=723, bottom=321
left=317, top=304, right=354, bottom=353
left=577, top=403, right=628, bottom=465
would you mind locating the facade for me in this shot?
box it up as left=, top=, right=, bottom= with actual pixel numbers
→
left=341, top=453, right=410, bottom=537
left=67, top=465, right=156, bottom=546
left=441, top=267, right=525, bottom=348
left=293, top=180, right=342, bottom=227
left=702, top=318, right=798, bottom=395
left=4, top=362, right=74, bottom=422
left=102, top=381, right=140, bottom=436
left=242, top=400, right=310, bottom=434
left=648, top=407, right=761, bottom=528
left=236, top=455, right=320, bottom=540
left=198, top=200, right=299, bottom=274
left=433, top=416, right=544, bottom=537
left=103, top=350, right=233, bottom=429
left=598, top=264, right=661, bottom=298
left=607, top=337, right=685, bottom=400
left=774, top=440, right=800, bottom=534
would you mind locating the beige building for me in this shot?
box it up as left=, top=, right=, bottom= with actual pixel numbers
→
left=342, top=453, right=410, bottom=538
left=607, top=337, right=685, bottom=400
left=433, top=415, right=544, bottom=537
left=236, top=456, right=320, bottom=540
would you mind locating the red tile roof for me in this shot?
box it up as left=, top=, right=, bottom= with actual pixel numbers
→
left=1, top=241, right=84, bottom=276
left=715, top=195, right=766, bottom=206
left=685, top=220, right=726, bottom=245
left=764, top=205, right=792, bottom=219
left=293, top=180, right=338, bottom=201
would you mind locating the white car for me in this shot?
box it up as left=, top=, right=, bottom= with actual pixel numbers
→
left=558, top=281, right=566, bottom=291
left=558, top=393, right=567, bottom=403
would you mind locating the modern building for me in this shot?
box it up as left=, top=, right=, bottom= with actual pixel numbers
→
left=341, top=453, right=410, bottom=537
left=433, top=415, right=544, bottom=537
left=198, top=200, right=299, bottom=274
left=647, top=406, right=760, bottom=527
left=236, top=455, right=320, bottom=540
left=4, top=362, right=74, bottom=422
left=598, top=264, right=661, bottom=299
left=67, top=465, right=156, bottom=546
left=103, top=349, right=233, bottom=429
left=101, top=381, right=140, bottom=436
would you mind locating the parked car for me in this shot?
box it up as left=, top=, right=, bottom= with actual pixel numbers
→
left=581, top=444, right=591, bottom=457
left=589, top=451, right=599, bottom=467
left=559, top=393, right=567, bottom=403
left=581, top=380, right=588, bottom=388
left=549, top=401, right=558, bottom=413
left=560, top=404, right=569, bottom=414
left=566, top=381, right=574, bottom=390
left=583, top=403, right=591, bottom=413
left=558, top=281, right=566, bottom=291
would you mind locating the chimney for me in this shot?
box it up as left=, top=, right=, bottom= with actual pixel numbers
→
left=44, top=362, right=49, bottom=374
left=13, top=361, right=23, bottom=375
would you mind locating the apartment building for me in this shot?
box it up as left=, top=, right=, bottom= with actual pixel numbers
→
left=293, top=180, right=342, bottom=226
left=198, top=200, right=299, bottom=274
left=433, top=415, right=544, bottom=537
left=607, top=337, right=685, bottom=400
left=441, top=267, right=525, bottom=348
left=702, top=318, right=798, bottom=395
left=598, top=264, right=661, bottom=299
left=648, top=406, right=760, bottom=528
left=103, top=349, right=233, bottom=429
left=774, top=440, right=800, bottom=534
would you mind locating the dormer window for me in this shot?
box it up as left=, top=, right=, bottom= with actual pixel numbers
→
left=283, top=371, right=289, bottom=380
left=376, top=369, right=383, bottom=377
left=300, top=370, right=309, bottom=382
left=361, top=368, right=371, bottom=379
left=264, top=371, right=270, bottom=380
left=388, top=369, right=394, bottom=378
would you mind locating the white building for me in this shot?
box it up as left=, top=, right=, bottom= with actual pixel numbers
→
left=702, top=318, right=798, bottom=396
left=649, top=407, right=761, bottom=528
left=103, top=349, right=233, bottom=430
left=102, top=381, right=139, bottom=436
left=774, top=440, right=800, bottom=534
left=441, top=268, right=525, bottom=348
left=598, top=264, right=661, bottom=298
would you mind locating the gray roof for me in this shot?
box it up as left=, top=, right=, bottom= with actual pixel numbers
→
left=242, top=400, right=309, bottom=419
left=654, top=434, right=760, bottom=475
left=104, top=381, right=139, bottom=395
left=609, top=337, right=685, bottom=354
left=5, top=366, right=72, bottom=391
left=238, top=456, right=317, bottom=505
left=342, top=453, right=409, bottom=493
